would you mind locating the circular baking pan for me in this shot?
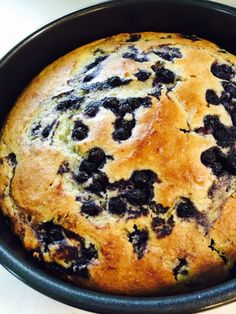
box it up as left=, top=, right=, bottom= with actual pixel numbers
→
left=0, top=0, right=236, bottom=313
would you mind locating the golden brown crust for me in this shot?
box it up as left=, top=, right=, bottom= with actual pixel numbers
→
left=0, top=32, right=236, bottom=295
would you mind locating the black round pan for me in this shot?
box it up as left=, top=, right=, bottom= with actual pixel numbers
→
left=0, top=0, right=236, bottom=313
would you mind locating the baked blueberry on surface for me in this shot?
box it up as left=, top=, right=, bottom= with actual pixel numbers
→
left=176, top=198, right=199, bottom=219
left=56, top=95, right=84, bottom=111
left=123, top=45, right=149, bottom=63
left=211, top=62, right=235, bottom=81
left=151, top=215, right=175, bottom=238
left=108, top=196, right=127, bottom=215
left=134, top=69, right=151, bottom=81
left=72, top=120, right=89, bottom=141
left=0, top=32, right=236, bottom=296
left=153, top=45, right=182, bottom=61
left=128, top=225, right=148, bottom=259
left=151, top=61, right=176, bottom=84
left=81, top=201, right=102, bottom=216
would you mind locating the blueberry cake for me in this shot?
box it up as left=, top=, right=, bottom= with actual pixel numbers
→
left=0, top=32, right=236, bottom=296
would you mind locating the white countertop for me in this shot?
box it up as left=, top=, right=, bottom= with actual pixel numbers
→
left=0, top=1, right=236, bottom=313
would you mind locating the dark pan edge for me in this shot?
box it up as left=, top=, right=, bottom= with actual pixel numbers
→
left=0, top=0, right=236, bottom=67
left=1, top=240, right=236, bottom=314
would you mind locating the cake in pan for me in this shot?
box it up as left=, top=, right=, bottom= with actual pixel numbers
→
left=0, top=32, right=236, bottom=295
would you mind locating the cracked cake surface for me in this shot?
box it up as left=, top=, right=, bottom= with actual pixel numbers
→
left=0, top=32, right=236, bottom=296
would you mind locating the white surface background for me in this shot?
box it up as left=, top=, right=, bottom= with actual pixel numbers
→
left=0, top=0, right=236, bottom=313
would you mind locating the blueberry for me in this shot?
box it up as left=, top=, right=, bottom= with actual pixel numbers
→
left=213, top=125, right=236, bottom=148
left=220, top=91, right=231, bottom=105
left=104, top=97, right=151, bottom=117
left=150, top=202, right=169, bottom=214
left=203, top=115, right=219, bottom=128
left=93, top=48, right=105, bottom=55
left=95, top=171, right=109, bottom=187
left=81, top=243, right=98, bottom=261
left=128, top=225, right=148, bottom=259
left=131, top=171, right=149, bottom=186
left=131, top=170, right=157, bottom=186
left=84, top=101, right=100, bottom=117
left=211, top=62, right=235, bottom=81
left=151, top=63, right=175, bottom=84
left=173, top=258, right=188, bottom=280
left=71, top=242, right=98, bottom=279
left=136, top=97, right=152, bottom=108
left=231, top=111, right=236, bottom=126
left=108, top=178, right=130, bottom=191
left=126, top=33, right=141, bottom=42
left=151, top=215, right=175, bottom=238
left=201, top=147, right=220, bottom=166
left=202, top=115, right=236, bottom=148
left=79, top=160, right=98, bottom=174
left=58, top=161, right=70, bottom=174
left=127, top=206, right=149, bottom=219
left=81, top=201, right=102, bottom=216
left=82, top=76, right=132, bottom=91
left=86, top=172, right=109, bottom=194
left=176, top=198, right=198, bottom=218
left=122, top=46, right=148, bottom=63
left=224, top=149, right=236, bottom=175
left=72, top=120, right=89, bottom=141
left=208, top=239, right=228, bottom=264
left=122, top=52, right=148, bottom=63
left=85, top=55, right=108, bottom=71
left=42, top=120, right=56, bottom=138
left=155, top=68, right=175, bottom=84
left=74, top=171, right=90, bottom=183
left=106, top=77, right=132, bottom=88
left=222, top=81, right=236, bottom=98
left=102, top=97, right=119, bottom=109
left=83, top=73, right=96, bottom=83
left=125, top=188, right=147, bottom=205
left=37, top=221, right=65, bottom=248
left=100, top=97, right=120, bottom=116
left=154, top=46, right=182, bottom=61
left=31, top=122, right=42, bottom=136
left=113, top=118, right=135, bottom=141
left=117, top=101, right=133, bottom=116
left=108, top=197, right=127, bottom=215
left=7, top=153, right=17, bottom=166
left=87, top=147, right=106, bottom=166
left=124, top=97, right=151, bottom=111
left=151, top=217, right=165, bottom=227
left=206, top=89, right=220, bottom=105
left=37, top=223, right=98, bottom=279
left=134, top=70, right=151, bottom=82
left=56, top=95, right=84, bottom=111
left=114, top=127, right=131, bottom=141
